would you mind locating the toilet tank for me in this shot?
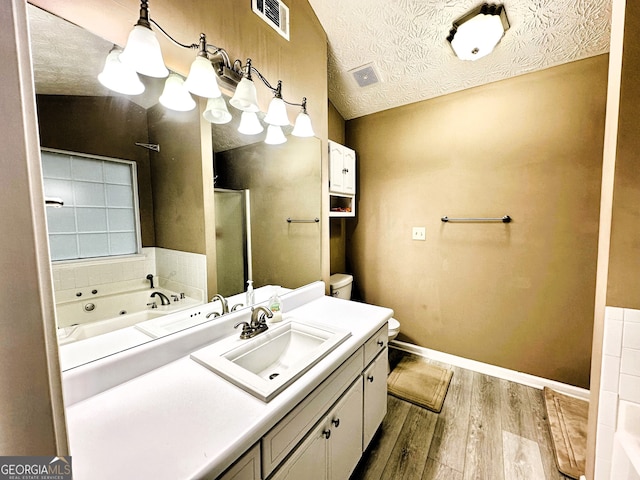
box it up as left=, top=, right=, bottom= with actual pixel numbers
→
left=329, top=273, right=353, bottom=299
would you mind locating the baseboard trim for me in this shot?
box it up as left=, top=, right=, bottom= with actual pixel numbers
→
left=390, top=340, right=590, bottom=400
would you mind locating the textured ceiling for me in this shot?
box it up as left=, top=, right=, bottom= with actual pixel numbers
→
left=307, top=0, right=612, bottom=120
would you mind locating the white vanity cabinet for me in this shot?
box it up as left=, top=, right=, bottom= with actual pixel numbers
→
left=267, top=323, right=388, bottom=480
left=270, top=379, right=363, bottom=480
left=218, top=443, right=261, bottom=480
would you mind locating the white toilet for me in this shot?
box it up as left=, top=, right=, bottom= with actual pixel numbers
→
left=329, top=273, right=400, bottom=343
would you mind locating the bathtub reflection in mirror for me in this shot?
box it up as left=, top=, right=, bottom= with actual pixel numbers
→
left=29, top=5, right=321, bottom=370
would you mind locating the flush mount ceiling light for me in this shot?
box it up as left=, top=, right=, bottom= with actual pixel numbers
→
left=447, top=3, right=510, bottom=61
left=98, top=0, right=314, bottom=144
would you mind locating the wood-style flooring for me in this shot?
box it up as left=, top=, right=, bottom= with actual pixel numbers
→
left=351, top=349, right=572, bottom=480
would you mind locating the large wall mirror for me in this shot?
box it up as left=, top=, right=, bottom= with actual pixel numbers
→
left=28, top=4, right=322, bottom=370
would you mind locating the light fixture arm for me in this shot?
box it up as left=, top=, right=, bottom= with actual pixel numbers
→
left=134, top=0, right=152, bottom=29
left=244, top=59, right=280, bottom=94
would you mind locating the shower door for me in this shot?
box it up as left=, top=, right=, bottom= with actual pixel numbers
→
left=214, top=189, right=251, bottom=297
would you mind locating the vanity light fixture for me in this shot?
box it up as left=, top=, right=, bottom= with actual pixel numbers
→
left=264, top=125, right=287, bottom=145
left=98, top=46, right=145, bottom=95
left=229, top=59, right=260, bottom=112
left=99, top=0, right=314, bottom=141
left=119, top=0, right=168, bottom=77
left=291, top=98, right=315, bottom=137
left=447, top=3, right=510, bottom=61
left=159, top=74, right=196, bottom=111
left=237, top=112, right=264, bottom=135
left=264, top=81, right=290, bottom=126
left=183, top=33, right=222, bottom=99
left=203, top=96, right=232, bottom=124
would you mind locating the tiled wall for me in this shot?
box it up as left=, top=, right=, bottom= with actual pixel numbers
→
left=595, top=307, right=640, bottom=479
left=51, top=247, right=206, bottom=302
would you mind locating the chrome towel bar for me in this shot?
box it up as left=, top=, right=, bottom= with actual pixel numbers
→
left=286, top=217, right=320, bottom=223
left=441, top=215, right=512, bottom=223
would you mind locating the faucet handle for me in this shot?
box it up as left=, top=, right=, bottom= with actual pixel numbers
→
left=147, top=302, right=157, bottom=309
left=234, top=321, right=254, bottom=339
left=171, top=294, right=179, bottom=302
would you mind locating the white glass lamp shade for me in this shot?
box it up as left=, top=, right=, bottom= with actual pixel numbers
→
left=184, top=56, right=222, bottom=98
left=450, top=12, right=506, bottom=61
left=159, top=74, right=196, bottom=111
left=264, top=125, right=287, bottom=145
left=98, top=48, right=145, bottom=95
left=237, top=112, right=264, bottom=135
left=203, top=96, right=232, bottom=124
left=264, top=97, right=289, bottom=126
left=229, top=77, right=260, bottom=112
left=119, top=24, right=168, bottom=78
left=291, top=111, right=315, bottom=137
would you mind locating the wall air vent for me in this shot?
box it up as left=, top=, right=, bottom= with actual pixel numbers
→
left=252, top=0, right=290, bottom=41
left=349, top=63, right=381, bottom=88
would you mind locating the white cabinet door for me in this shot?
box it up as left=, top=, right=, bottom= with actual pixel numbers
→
left=342, top=147, right=356, bottom=195
left=328, top=379, right=363, bottom=480
left=270, top=420, right=329, bottom=480
left=362, top=349, right=388, bottom=451
left=329, top=141, right=356, bottom=195
left=329, top=141, right=345, bottom=193
left=218, top=443, right=261, bottom=480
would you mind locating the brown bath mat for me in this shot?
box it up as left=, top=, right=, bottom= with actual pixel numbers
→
left=387, top=356, right=453, bottom=413
left=543, top=387, right=589, bottom=479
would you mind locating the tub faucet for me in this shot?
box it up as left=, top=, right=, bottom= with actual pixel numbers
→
left=210, top=294, right=229, bottom=314
left=150, top=291, right=171, bottom=306
left=146, top=274, right=154, bottom=289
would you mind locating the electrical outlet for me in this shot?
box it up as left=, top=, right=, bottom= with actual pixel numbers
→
left=412, top=227, right=426, bottom=241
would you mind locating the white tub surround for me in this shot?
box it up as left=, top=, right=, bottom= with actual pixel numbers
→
left=63, top=282, right=393, bottom=480
left=52, top=247, right=207, bottom=304
left=595, top=307, right=640, bottom=479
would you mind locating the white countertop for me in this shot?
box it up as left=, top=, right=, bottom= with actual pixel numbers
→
left=63, top=282, right=393, bottom=479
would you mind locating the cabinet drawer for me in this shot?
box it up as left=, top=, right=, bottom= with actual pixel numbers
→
left=363, top=323, right=387, bottom=367
left=262, top=348, right=364, bottom=477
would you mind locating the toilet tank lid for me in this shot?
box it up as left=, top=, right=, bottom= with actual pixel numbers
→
left=329, top=273, right=353, bottom=289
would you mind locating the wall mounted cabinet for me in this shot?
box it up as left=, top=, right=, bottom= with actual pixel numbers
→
left=329, top=140, right=356, bottom=217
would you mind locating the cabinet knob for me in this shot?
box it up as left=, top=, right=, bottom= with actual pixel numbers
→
left=367, top=375, right=374, bottom=383
left=342, top=168, right=349, bottom=174
left=332, top=418, right=340, bottom=428
left=323, top=429, right=331, bottom=439
left=377, top=340, right=384, bottom=347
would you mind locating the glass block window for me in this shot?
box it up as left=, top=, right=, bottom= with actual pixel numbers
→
left=41, top=149, right=141, bottom=261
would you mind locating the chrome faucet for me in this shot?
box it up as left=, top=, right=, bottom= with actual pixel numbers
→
left=234, top=306, right=273, bottom=339
left=210, top=294, right=229, bottom=314
left=150, top=291, right=171, bottom=306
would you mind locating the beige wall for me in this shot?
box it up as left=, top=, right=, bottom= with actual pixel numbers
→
left=36, top=95, right=156, bottom=246
left=346, top=56, right=608, bottom=388
left=147, top=103, right=207, bottom=255
left=606, top=2, right=640, bottom=310
left=216, top=137, right=322, bottom=289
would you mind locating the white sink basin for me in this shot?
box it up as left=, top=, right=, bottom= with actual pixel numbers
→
left=190, top=319, right=351, bottom=402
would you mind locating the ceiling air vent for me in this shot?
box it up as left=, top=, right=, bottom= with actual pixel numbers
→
left=349, top=63, right=381, bottom=88
left=252, top=0, right=290, bottom=41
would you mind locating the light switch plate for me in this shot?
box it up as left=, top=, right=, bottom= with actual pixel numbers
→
left=412, top=227, right=426, bottom=241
